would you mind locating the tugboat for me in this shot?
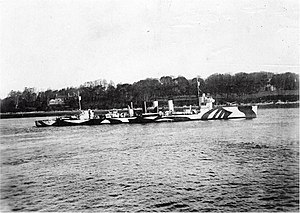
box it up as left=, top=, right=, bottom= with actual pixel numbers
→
left=35, top=80, right=257, bottom=127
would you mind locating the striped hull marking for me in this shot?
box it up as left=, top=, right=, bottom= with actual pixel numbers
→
left=201, top=107, right=232, bottom=120
left=128, top=117, right=154, bottom=123
left=106, top=118, right=123, bottom=124
left=164, top=116, right=191, bottom=122
left=106, top=118, right=131, bottom=124
left=237, top=106, right=257, bottom=118
left=35, top=120, right=54, bottom=127
left=155, top=118, right=174, bottom=122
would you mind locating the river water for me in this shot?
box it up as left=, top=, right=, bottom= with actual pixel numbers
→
left=0, top=108, right=299, bottom=212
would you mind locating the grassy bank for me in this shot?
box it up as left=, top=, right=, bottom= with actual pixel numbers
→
left=0, top=109, right=116, bottom=119
left=0, top=102, right=298, bottom=119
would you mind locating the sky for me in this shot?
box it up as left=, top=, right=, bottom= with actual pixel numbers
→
left=0, top=0, right=299, bottom=98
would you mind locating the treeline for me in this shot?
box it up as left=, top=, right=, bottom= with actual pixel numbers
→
left=0, top=72, right=298, bottom=113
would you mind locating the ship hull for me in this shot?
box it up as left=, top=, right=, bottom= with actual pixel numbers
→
left=35, top=106, right=257, bottom=127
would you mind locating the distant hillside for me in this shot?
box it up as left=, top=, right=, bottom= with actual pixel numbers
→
left=0, top=72, right=298, bottom=113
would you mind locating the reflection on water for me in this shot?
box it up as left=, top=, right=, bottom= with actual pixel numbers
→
left=0, top=108, right=299, bottom=212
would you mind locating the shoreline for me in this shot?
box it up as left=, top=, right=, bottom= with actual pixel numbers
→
left=0, top=102, right=298, bottom=119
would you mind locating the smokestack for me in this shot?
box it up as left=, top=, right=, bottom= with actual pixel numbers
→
left=128, top=102, right=134, bottom=117
left=202, top=93, right=206, bottom=103
left=128, top=105, right=134, bottom=117
left=153, top=101, right=158, bottom=113
left=168, top=100, right=174, bottom=112
left=143, top=101, right=147, bottom=113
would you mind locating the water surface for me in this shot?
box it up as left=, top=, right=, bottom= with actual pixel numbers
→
left=0, top=108, right=299, bottom=212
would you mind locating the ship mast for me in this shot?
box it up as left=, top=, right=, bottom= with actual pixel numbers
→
left=197, top=76, right=202, bottom=109
left=78, top=91, right=82, bottom=110
left=15, top=95, right=19, bottom=109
